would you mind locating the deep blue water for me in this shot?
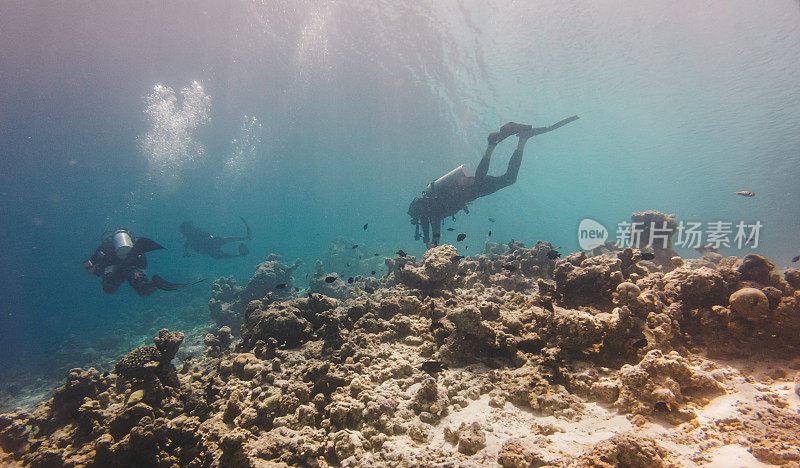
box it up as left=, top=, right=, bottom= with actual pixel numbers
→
left=1, top=0, right=799, bottom=381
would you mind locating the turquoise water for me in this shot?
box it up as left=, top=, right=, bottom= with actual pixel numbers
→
left=1, top=1, right=798, bottom=382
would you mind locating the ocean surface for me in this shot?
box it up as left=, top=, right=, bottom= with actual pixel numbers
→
left=1, top=0, right=799, bottom=387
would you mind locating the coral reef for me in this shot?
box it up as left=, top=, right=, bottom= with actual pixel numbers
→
left=209, top=254, right=300, bottom=330
left=3, top=225, right=800, bottom=467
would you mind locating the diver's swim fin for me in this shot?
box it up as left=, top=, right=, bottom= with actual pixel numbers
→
left=240, top=217, right=252, bottom=240
left=131, top=237, right=166, bottom=256
left=152, top=275, right=206, bottom=291
left=119, top=237, right=166, bottom=269
left=238, top=243, right=249, bottom=256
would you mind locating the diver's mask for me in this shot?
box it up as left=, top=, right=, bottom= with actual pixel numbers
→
left=111, top=229, right=134, bottom=259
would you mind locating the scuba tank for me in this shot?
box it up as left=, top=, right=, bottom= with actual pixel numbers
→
left=111, top=229, right=134, bottom=259
left=425, top=164, right=471, bottom=195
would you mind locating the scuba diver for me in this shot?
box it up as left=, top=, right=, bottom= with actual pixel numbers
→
left=83, top=229, right=203, bottom=296
left=179, top=217, right=252, bottom=259
left=408, top=116, right=579, bottom=247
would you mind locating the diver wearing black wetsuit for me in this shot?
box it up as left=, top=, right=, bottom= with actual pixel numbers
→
left=83, top=230, right=198, bottom=296
left=179, top=218, right=251, bottom=259
left=408, top=117, right=579, bottom=247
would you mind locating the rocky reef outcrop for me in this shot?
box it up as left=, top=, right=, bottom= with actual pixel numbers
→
left=3, top=222, right=799, bottom=467
left=209, top=254, right=300, bottom=331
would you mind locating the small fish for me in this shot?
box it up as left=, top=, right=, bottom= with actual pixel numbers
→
left=502, top=264, right=517, bottom=272
left=641, top=252, right=655, bottom=260
left=792, top=255, right=800, bottom=263
left=363, top=223, right=368, bottom=230
left=653, top=401, right=672, bottom=413
left=420, top=360, right=448, bottom=375
left=488, top=217, right=495, bottom=222
left=456, top=233, right=466, bottom=242
left=398, top=264, right=405, bottom=270
left=294, top=287, right=299, bottom=292
left=452, top=255, right=465, bottom=262
left=446, top=228, right=455, bottom=231
left=346, top=263, right=351, bottom=267
left=352, top=244, right=359, bottom=249
left=347, top=277, right=354, bottom=284
left=364, top=286, right=375, bottom=293
left=275, top=283, right=287, bottom=289
left=632, top=338, right=648, bottom=349
left=374, top=253, right=380, bottom=256
left=371, top=270, right=376, bottom=274
left=488, top=231, right=492, bottom=237
left=324, top=276, right=336, bottom=283
left=735, top=191, right=756, bottom=197
left=397, top=250, right=407, bottom=257
left=547, top=250, right=561, bottom=260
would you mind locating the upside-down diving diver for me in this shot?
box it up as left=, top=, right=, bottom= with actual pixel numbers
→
left=179, top=217, right=252, bottom=259
left=408, top=116, right=578, bottom=248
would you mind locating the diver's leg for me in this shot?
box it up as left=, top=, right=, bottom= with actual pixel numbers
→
left=499, top=133, right=530, bottom=185
left=421, top=217, right=431, bottom=245
left=476, top=134, right=531, bottom=197
left=474, top=143, right=496, bottom=182
left=127, top=268, right=157, bottom=297
left=479, top=122, right=532, bottom=182
left=101, top=267, right=125, bottom=294
left=431, top=217, right=442, bottom=247
left=217, top=236, right=247, bottom=245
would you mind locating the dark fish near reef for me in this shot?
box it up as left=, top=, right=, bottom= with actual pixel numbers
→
left=364, top=286, right=375, bottom=293
left=547, top=250, right=561, bottom=260
left=792, top=255, right=800, bottom=263
left=275, top=283, right=287, bottom=289
left=654, top=401, right=672, bottom=413
left=347, top=277, right=354, bottom=284
left=452, top=255, right=465, bottom=262
left=371, top=270, right=376, bottom=274
left=397, top=250, right=407, bottom=257
left=488, top=218, right=495, bottom=222
left=502, top=264, right=517, bottom=272
left=446, top=228, right=455, bottom=231
left=420, top=360, right=448, bottom=375
left=352, top=244, right=359, bottom=249
left=363, top=223, right=368, bottom=230
left=641, top=252, right=655, bottom=260
left=735, top=191, right=756, bottom=197
left=324, top=276, right=337, bottom=283
left=346, top=263, right=350, bottom=267
left=457, top=233, right=466, bottom=242
left=294, top=287, right=300, bottom=292
left=632, top=338, right=648, bottom=349
left=488, top=231, right=492, bottom=237
left=398, top=264, right=405, bottom=270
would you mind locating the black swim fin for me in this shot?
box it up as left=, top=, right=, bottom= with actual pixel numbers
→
left=119, top=237, right=166, bottom=268
left=240, top=217, right=252, bottom=240
left=131, top=237, right=166, bottom=256
left=152, top=275, right=206, bottom=291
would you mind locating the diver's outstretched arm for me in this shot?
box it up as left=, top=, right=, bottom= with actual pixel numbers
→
left=531, top=115, right=579, bottom=136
